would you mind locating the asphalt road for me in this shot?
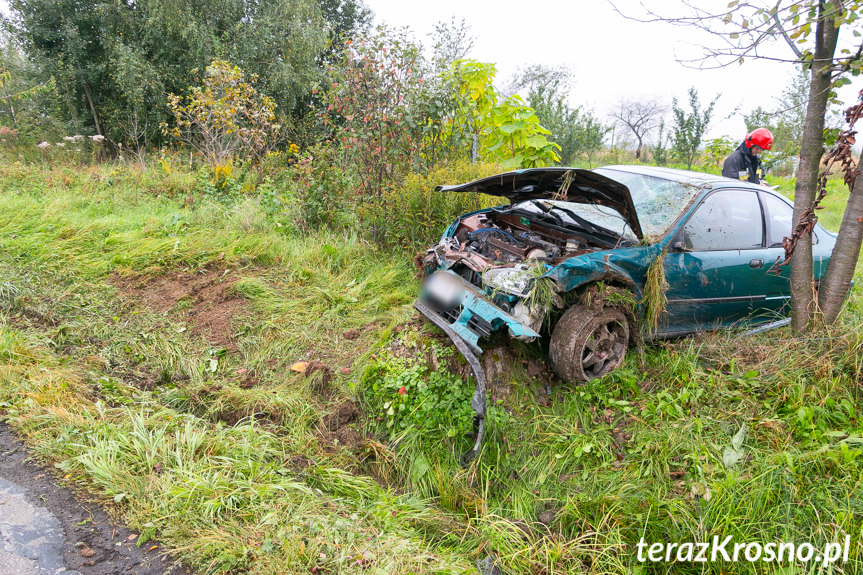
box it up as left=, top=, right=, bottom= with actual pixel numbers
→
left=0, top=423, right=188, bottom=575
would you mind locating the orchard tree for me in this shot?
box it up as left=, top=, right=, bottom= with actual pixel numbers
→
left=612, top=99, right=665, bottom=161
left=670, top=87, right=717, bottom=169
left=573, top=110, right=610, bottom=168
left=508, top=64, right=609, bottom=166
left=164, top=60, right=280, bottom=166
left=615, top=0, right=863, bottom=332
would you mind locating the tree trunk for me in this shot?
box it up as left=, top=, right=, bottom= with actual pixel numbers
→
left=82, top=82, right=102, bottom=136
left=789, top=0, right=839, bottom=333
left=819, top=149, right=863, bottom=322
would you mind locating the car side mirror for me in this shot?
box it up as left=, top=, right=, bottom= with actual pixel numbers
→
left=669, top=231, right=691, bottom=252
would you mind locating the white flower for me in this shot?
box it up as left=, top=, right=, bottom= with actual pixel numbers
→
left=89, top=134, right=105, bottom=142
left=55, top=142, right=65, bottom=147
left=72, top=135, right=84, bottom=142
left=63, top=136, right=76, bottom=142
left=37, top=141, right=50, bottom=149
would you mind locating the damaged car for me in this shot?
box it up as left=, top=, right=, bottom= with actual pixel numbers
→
left=415, top=165, right=836, bottom=463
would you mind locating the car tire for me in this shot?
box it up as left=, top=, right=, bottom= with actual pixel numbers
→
left=549, top=305, right=629, bottom=382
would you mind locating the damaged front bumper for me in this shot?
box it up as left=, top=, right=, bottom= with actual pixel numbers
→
left=416, top=271, right=541, bottom=465
left=419, top=270, right=541, bottom=352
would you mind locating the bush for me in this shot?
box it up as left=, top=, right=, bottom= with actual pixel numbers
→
left=359, top=160, right=503, bottom=250
left=291, top=144, right=354, bottom=231
left=361, top=343, right=474, bottom=439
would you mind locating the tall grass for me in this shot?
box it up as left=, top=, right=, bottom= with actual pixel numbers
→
left=0, top=159, right=861, bottom=574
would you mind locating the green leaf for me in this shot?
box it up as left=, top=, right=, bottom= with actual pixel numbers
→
left=732, top=422, right=747, bottom=451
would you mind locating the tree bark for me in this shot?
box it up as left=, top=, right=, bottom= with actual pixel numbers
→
left=789, top=0, right=839, bottom=333
left=82, top=82, right=102, bottom=136
left=819, top=148, right=863, bottom=322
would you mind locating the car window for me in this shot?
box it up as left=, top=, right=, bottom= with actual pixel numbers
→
left=761, top=192, right=795, bottom=248
left=684, top=190, right=763, bottom=251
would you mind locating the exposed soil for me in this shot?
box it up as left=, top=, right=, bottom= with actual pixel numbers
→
left=112, top=267, right=248, bottom=350
left=0, top=422, right=190, bottom=575
left=321, top=400, right=364, bottom=449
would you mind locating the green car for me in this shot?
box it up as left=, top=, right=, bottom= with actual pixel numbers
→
left=416, top=165, right=836, bottom=463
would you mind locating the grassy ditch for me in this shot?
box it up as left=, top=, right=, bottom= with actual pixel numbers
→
left=1, top=161, right=862, bottom=574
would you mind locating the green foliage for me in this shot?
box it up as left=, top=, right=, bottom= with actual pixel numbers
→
left=358, top=160, right=501, bottom=249
left=671, top=87, right=718, bottom=169
left=361, top=343, right=473, bottom=437
left=323, top=27, right=425, bottom=199
left=4, top=0, right=329, bottom=144
left=651, top=118, right=669, bottom=165
left=701, top=135, right=736, bottom=168
left=448, top=59, right=560, bottom=169
left=290, top=145, right=354, bottom=230
left=0, top=38, right=63, bottom=141
left=516, top=67, right=609, bottom=167
left=743, top=66, right=812, bottom=175
left=165, top=60, right=280, bottom=166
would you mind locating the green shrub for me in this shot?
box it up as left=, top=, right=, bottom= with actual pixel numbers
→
left=290, top=145, right=355, bottom=231
left=359, top=160, right=503, bottom=250
left=360, top=341, right=473, bottom=439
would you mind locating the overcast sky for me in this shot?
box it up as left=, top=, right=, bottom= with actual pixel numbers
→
left=363, top=0, right=861, bottom=143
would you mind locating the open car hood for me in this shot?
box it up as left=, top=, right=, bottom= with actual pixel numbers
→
left=436, top=167, right=643, bottom=240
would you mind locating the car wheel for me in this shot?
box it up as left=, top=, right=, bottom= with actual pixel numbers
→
left=550, top=305, right=629, bottom=382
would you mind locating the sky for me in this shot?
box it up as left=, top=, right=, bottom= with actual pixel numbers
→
left=362, top=0, right=861, bottom=143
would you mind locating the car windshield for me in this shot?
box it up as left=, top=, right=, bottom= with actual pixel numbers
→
left=593, top=168, right=704, bottom=240
left=512, top=199, right=637, bottom=243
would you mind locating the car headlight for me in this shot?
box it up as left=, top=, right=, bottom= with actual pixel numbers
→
left=422, top=271, right=464, bottom=307
left=482, top=267, right=535, bottom=297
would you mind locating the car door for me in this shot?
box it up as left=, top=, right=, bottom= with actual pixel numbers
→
left=756, top=190, right=796, bottom=315
left=661, top=188, right=779, bottom=333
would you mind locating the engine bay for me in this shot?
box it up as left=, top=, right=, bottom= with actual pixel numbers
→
left=425, top=205, right=614, bottom=288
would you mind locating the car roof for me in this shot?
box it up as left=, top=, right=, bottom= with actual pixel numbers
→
left=596, top=164, right=765, bottom=192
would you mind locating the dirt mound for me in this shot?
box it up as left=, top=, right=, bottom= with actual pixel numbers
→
left=321, top=400, right=363, bottom=449
left=113, top=267, right=248, bottom=350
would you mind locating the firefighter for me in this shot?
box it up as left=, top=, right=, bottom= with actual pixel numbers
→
left=722, top=127, right=774, bottom=184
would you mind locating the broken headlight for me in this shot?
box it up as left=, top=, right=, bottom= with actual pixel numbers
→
left=482, top=266, right=535, bottom=298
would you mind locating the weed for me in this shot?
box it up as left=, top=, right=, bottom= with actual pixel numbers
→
left=640, top=252, right=669, bottom=333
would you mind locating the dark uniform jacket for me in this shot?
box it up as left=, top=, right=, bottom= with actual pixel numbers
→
left=722, top=142, right=762, bottom=184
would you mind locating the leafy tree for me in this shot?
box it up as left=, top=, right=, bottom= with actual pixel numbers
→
left=448, top=59, right=560, bottom=169
left=430, top=17, right=475, bottom=76
left=0, top=36, right=59, bottom=138
left=702, top=136, right=736, bottom=167
left=612, top=99, right=664, bottom=161
left=652, top=119, right=669, bottom=165
left=670, top=87, right=717, bottom=169
left=317, top=0, right=372, bottom=61
left=3, top=0, right=330, bottom=146
left=572, top=110, right=610, bottom=168
left=165, top=60, right=280, bottom=166
left=323, top=27, right=425, bottom=198
left=509, top=64, right=609, bottom=166
left=744, top=66, right=811, bottom=161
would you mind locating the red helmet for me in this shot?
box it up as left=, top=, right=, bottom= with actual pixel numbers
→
left=745, top=127, right=773, bottom=150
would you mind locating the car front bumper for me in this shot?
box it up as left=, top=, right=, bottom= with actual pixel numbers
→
left=417, top=270, right=541, bottom=354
